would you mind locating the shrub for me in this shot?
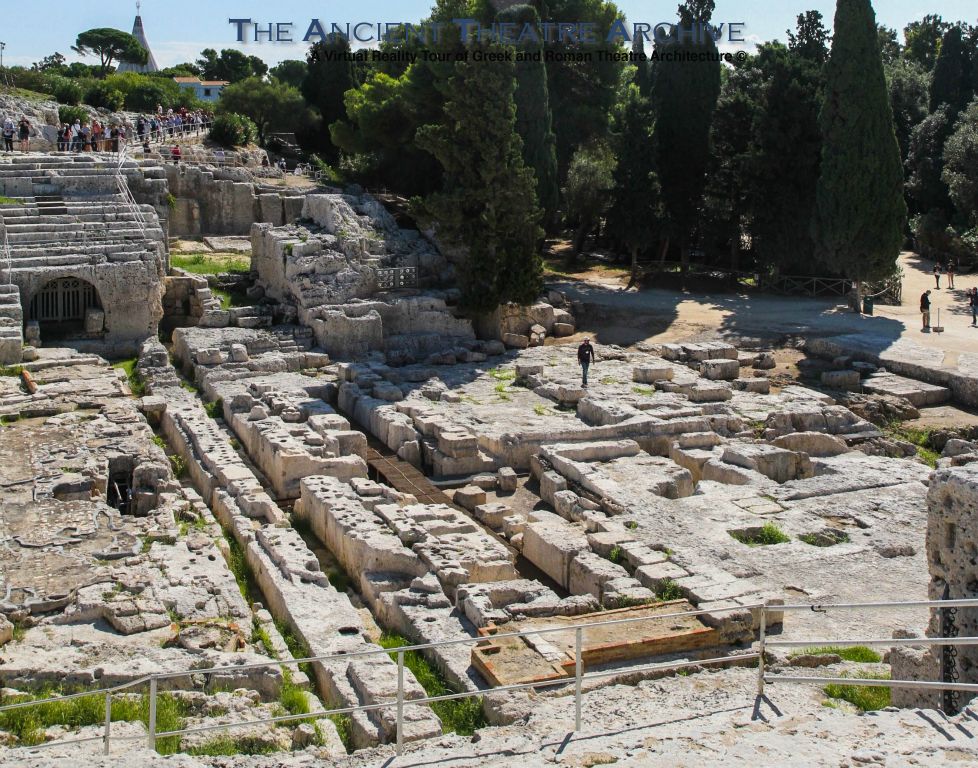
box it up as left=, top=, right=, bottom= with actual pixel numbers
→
left=210, top=113, right=258, bottom=148
left=84, top=81, right=125, bottom=111
left=124, top=78, right=183, bottom=113
left=58, top=106, right=89, bottom=126
left=48, top=76, right=83, bottom=106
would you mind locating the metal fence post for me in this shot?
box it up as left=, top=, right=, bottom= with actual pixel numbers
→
left=574, top=627, right=583, bottom=732
left=757, top=604, right=768, bottom=696
left=103, top=692, right=111, bottom=755
left=148, top=677, right=157, bottom=751
left=396, top=650, right=404, bottom=756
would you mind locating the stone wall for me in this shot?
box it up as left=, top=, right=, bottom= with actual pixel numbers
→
left=892, top=464, right=978, bottom=710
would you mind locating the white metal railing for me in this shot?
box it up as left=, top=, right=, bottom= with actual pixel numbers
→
left=1, top=597, right=976, bottom=757
left=0, top=207, right=10, bottom=284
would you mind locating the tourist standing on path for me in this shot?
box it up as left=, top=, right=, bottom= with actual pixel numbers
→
left=934, top=263, right=943, bottom=289
left=921, top=290, right=932, bottom=331
left=2, top=117, right=14, bottom=152
left=17, top=117, right=30, bottom=152
left=970, top=288, right=977, bottom=327
left=948, top=261, right=956, bottom=289
left=578, top=338, right=596, bottom=387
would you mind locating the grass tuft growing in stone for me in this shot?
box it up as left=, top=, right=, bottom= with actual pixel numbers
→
left=884, top=424, right=940, bottom=468
left=111, top=358, right=145, bottom=397
left=171, top=253, right=251, bottom=275
left=656, top=579, right=683, bottom=602
left=823, top=671, right=891, bottom=712
left=730, top=523, right=791, bottom=547
left=631, top=386, right=655, bottom=396
left=0, top=365, right=24, bottom=377
left=489, top=368, right=516, bottom=382
left=186, top=735, right=279, bottom=756
left=796, top=646, right=881, bottom=663
left=203, top=398, right=224, bottom=420
left=378, top=633, right=487, bottom=736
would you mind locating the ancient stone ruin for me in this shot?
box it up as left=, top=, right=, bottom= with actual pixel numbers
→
left=0, top=145, right=976, bottom=765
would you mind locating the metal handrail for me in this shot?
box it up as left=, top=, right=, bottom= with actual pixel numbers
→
left=3, top=596, right=978, bottom=756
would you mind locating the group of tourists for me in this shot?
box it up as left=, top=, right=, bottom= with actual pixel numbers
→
left=56, top=118, right=126, bottom=152
left=920, top=258, right=978, bottom=331
left=140, top=106, right=211, bottom=143
left=1, top=116, right=32, bottom=152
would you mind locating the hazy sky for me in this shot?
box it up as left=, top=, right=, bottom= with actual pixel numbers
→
left=1, top=1, right=975, bottom=69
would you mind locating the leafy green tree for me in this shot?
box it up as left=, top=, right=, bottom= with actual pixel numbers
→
left=930, top=26, right=972, bottom=115
left=196, top=49, right=265, bottom=84
left=632, top=35, right=653, bottom=97
left=218, top=78, right=308, bottom=145
left=84, top=80, right=125, bottom=111
left=703, top=56, right=763, bottom=272
left=498, top=4, right=559, bottom=232
left=787, top=10, right=832, bottom=64
left=943, top=99, right=978, bottom=227
left=209, top=114, right=258, bottom=148
left=652, top=0, right=722, bottom=271
left=73, top=28, right=147, bottom=78
left=877, top=25, right=902, bottom=63
left=48, top=76, right=83, bottom=105
left=302, top=37, right=357, bottom=162
left=158, top=64, right=201, bottom=78
left=903, top=15, right=949, bottom=70
left=544, top=0, right=623, bottom=179
left=32, top=52, right=67, bottom=72
left=813, top=0, right=907, bottom=295
left=751, top=44, right=824, bottom=275
left=885, top=58, right=930, bottom=162
left=270, top=60, right=307, bottom=89
left=414, top=47, right=543, bottom=312
left=607, top=85, right=663, bottom=288
left=563, top=142, right=616, bottom=257
left=906, top=106, right=956, bottom=216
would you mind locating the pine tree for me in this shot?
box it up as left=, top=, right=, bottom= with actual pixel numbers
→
left=607, top=85, right=663, bottom=289
left=652, top=1, right=722, bottom=273
left=632, top=35, right=653, bottom=97
left=812, top=0, right=907, bottom=297
left=498, top=5, right=559, bottom=232
left=414, top=46, right=543, bottom=313
left=930, top=26, right=972, bottom=115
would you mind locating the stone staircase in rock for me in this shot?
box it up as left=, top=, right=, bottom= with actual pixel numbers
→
left=0, top=284, right=23, bottom=365
left=0, top=199, right=165, bottom=274
left=0, top=153, right=169, bottom=210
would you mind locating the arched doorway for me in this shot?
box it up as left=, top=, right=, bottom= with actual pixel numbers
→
left=29, top=277, right=102, bottom=338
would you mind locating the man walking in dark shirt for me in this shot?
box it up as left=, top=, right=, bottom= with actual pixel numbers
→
left=921, top=290, right=931, bottom=331
left=578, top=338, right=596, bottom=387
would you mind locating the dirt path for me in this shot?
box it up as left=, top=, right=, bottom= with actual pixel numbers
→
left=549, top=252, right=978, bottom=364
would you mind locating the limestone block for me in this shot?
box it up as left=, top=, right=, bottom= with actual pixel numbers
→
left=634, top=561, right=690, bottom=591
left=688, top=383, right=732, bottom=402
left=553, top=323, right=575, bottom=337
left=0, top=615, right=12, bottom=646
left=722, top=443, right=812, bottom=483
left=732, top=377, right=770, bottom=394
left=633, top=364, right=675, bottom=384
left=821, top=370, right=861, bottom=390
left=454, top=485, right=487, bottom=512
left=556, top=385, right=586, bottom=404
left=497, top=467, right=518, bottom=493
left=199, top=310, right=231, bottom=328
left=474, top=502, right=511, bottom=529
left=700, top=359, right=740, bottom=381
left=753, top=352, right=777, bottom=370
left=335, top=431, right=368, bottom=459
left=586, top=531, right=637, bottom=559
left=772, top=432, right=849, bottom=457
left=20, top=346, right=38, bottom=363
left=503, top=333, right=530, bottom=349
left=84, top=307, right=105, bottom=334
left=471, top=474, right=498, bottom=491
left=539, top=470, right=568, bottom=505
left=196, top=348, right=226, bottom=366
left=438, top=431, right=478, bottom=458
left=230, top=344, right=249, bottom=363
left=522, top=520, right=589, bottom=589
left=516, top=363, right=544, bottom=378
left=889, top=645, right=941, bottom=709
left=552, top=490, right=580, bottom=519
left=569, top=551, right=630, bottom=601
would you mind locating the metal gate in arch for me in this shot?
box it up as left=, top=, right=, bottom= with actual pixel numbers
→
left=29, top=277, right=100, bottom=325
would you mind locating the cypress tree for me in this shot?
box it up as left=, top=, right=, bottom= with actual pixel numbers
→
left=930, top=26, right=972, bottom=115
left=607, top=85, right=663, bottom=289
left=652, top=1, right=722, bottom=272
left=812, top=0, right=906, bottom=295
left=498, top=5, right=560, bottom=232
left=414, top=46, right=543, bottom=313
